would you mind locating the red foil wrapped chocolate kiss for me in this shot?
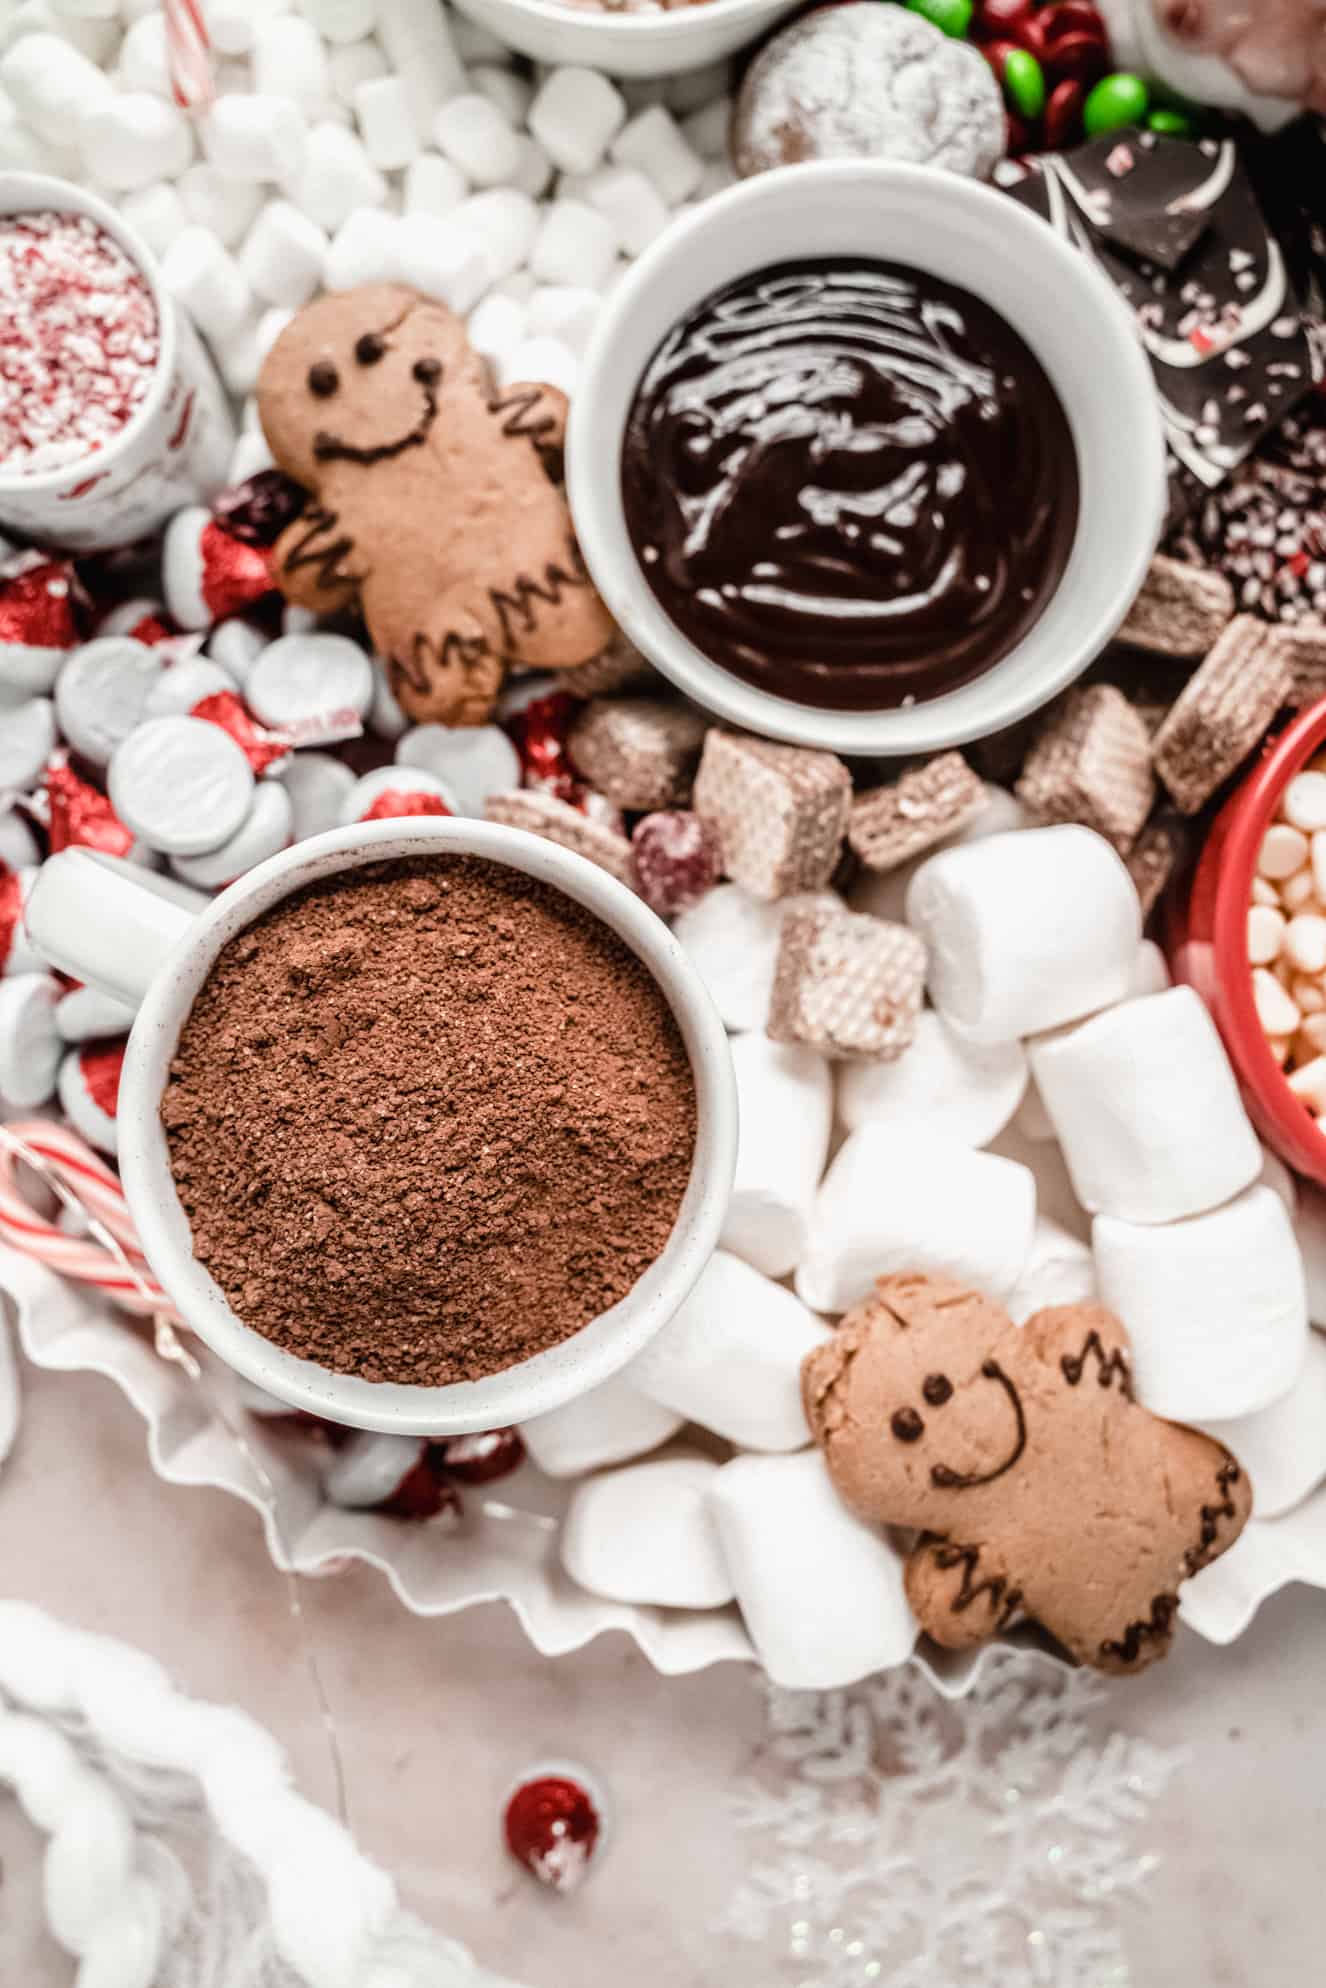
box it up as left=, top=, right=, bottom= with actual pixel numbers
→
left=504, top=1763, right=606, bottom=1894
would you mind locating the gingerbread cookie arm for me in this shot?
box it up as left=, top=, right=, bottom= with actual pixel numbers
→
left=905, top=1535, right=1022, bottom=1651
left=272, top=505, right=363, bottom=618
left=379, top=582, right=507, bottom=727
left=1022, top=1301, right=1136, bottom=1398
left=489, top=382, right=569, bottom=482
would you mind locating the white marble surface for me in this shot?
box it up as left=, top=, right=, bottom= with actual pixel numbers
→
left=0, top=1351, right=1322, bottom=1988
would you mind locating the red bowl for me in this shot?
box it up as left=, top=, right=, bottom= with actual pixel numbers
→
left=1169, top=696, right=1326, bottom=1186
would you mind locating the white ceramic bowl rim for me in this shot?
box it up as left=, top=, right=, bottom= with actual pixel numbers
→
left=568, top=159, right=1169, bottom=757
left=0, top=171, right=177, bottom=496
left=117, top=817, right=737, bottom=1436
left=468, top=0, right=778, bottom=30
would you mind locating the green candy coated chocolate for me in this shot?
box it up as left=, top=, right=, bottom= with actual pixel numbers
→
left=905, top=0, right=974, bottom=34
left=1003, top=48, right=1045, bottom=119
left=1083, top=72, right=1151, bottom=136
left=1148, top=107, right=1195, bottom=136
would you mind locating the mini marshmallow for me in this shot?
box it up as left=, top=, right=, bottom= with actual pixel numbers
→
left=177, top=163, right=263, bottom=250
left=1004, top=1216, right=1097, bottom=1325
left=297, top=0, right=378, bottom=43
left=708, top=1450, right=918, bottom=1689
left=0, top=868, right=44, bottom=978
left=57, top=1039, right=122, bottom=1155
left=562, top=1455, right=734, bottom=1609
left=609, top=105, right=703, bottom=204
left=252, top=14, right=329, bottom=115
left=143, top=657, right=238, bottom=722
left=681, top=96, right=730, bottom=159
left=116, top=12, right=170, bottom=95
left=525, top=284, right=600, bottom=353
left=56, top=983, right=136, bottom=1044
left=279, top=749, right=357, bottom=841
left=720, top=1034, right=832, bottom=1280
left=282, top=122, right=386, bottom=233
left=204, top=95, right=308, bottom=182
left=1199, top=1334, right=1326, bottom=1519
left=324, top=207, right=403, bottom=289
left=339, top=765, right=457, bottom=823
left=79, top=91, right=192, bottom=190
left=432, top=92, right=522, bottom=185
left=172, top=780, right=295, bottom=889
left=631, top=1250, right=830, bottom=1451
left=328, top=37, right=388, bottom=103
left=55, top=638, right=161, bottom=768
left=530, top=200, right=618, bottom=291
left=0, top=696, right=55, bottom=792
left=207, top=620, right=268, bottom=689
left=116, top=182, right=187, bottom=259
left=109, top=716, right=255, bottom=856
left=403, top=151, right=467, bottom=217
left=204, top=0, right=270, bottom=55
left=452, top=189, right=537, bottom=279
left=245, top=633, right=375, bottom=731
left=374, top=0, right=466, bottom=143
left=671, top=883, right=787, bottom=1031
left=469, top=64, right=532, bottom=127
left=396, top=214, right=493, bottom=315
left=0, top=974, right=61, bottom=1109
left=580, top=164, right=669, bottom=257
left=159, top=227, right=252, bottom=345
left=1029, top=987, right=1261, bottom=1225
left=906, top=825, right=1142, bottom=1043
left=498, top=336, right=576, bottom=396
left=238, top=200, right=327, bottom=309
left=838, top=1009, right=1028, bottom=1148
left=796, top=1126, right=1036, bottom=1315
left=528, top=67, right=626, bottom=176
left=324, top=1432, right=426, bottom=1509
left=509, top=134, right=553, bottom=200
left=1, top=34, right=112, bottom=144
left=1094, top=1185, right=1308, bottom=1421
left=466, top=292, right=527, bottom=366
left=520, top=1370, right=682, bottom=1478
left=396, top=722, right=520, bottom=815
left=354, top=74, right=421, bottom=170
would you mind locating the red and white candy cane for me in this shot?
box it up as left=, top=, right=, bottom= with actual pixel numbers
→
left=164, top=0, right=215, bottom=113
left=0, top=1121, right=180, bottom=1322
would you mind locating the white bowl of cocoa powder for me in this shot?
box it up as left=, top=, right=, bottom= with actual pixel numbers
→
left=103, top=817, right=736, bottom=1435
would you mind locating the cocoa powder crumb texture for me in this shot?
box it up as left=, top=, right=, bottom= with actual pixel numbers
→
left=161, top=857, right=697, bottom=1385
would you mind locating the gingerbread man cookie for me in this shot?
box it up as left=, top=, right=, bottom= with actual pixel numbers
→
left=802, top=1273, right=1252, bottom=1674
left=257, top=284, right=614, bottom=726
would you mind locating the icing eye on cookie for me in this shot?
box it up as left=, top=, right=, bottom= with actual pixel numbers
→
left=891, top=1407, right=924, bottom=1442
left=413, top=357, right=443, bottom=385
left=355, top=332, right=386, bottom=365
left=307, top=361, right=339, bottom=398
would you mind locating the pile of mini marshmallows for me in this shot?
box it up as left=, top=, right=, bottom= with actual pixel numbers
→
left=0, top=0, right=734, bottom=420
left=1251, top=761, right=1326, bottom=1102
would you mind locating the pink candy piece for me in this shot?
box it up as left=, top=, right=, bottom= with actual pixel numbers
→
left=0, top=213, right=160, bottom=475
left=631, top=809, right=720, bottom=918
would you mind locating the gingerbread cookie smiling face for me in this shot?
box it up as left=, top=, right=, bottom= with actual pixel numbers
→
left=802, top=1272, right=1252, bottom=1674
left=258, top=285, right=614, bottom=727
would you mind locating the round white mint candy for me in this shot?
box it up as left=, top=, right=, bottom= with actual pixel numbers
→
left=245, top=633, right=374, bottom=731
left=280, top=750, right=357, bottom=840
left=54, top=638, right=161, bottom=766
left=172, top=779, right=294, bottom=888
left=109, top=716, right=254, bottom=856
left=396, top=722, right=520, bottom=816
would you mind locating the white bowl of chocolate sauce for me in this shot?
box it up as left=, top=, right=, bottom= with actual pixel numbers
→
left=568, top=160, right=1168, bottom=757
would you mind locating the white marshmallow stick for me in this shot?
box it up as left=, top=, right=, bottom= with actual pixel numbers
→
left=720, top=1033, right=832, bottom=1280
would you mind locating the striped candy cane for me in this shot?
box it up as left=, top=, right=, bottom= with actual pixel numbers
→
left=164, top=0, right=215, bottom=113
left=0, top=1123, right=179, bottom=1322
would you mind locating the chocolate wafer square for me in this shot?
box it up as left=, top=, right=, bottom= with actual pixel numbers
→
left=1281, top=621, right=1326, bottom=710
left=567, top=696, right=708, bottom=811
left=1125, top=814, right=1187, bottom=919
left=1117, top=555, right=1235, bottom=659
left=848, top=752, right=986, bottom=873
left=1153, top=614, right=1292, bottom=814
left=559, top=638, right=658, bottom=699
left=1016, top=685, right=1156, bottom=851
left=692, top=731, right=852, bottom=901
left=768, top=900, right=926, bottom=1062
left=484, top=789, right=635, bottom=886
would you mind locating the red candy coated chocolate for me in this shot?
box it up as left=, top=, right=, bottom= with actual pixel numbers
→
left=380, top=1446, right=463, bottom=1521
left=1044, top=74, right=1088, bottom=145
left=439, top=1426, right=525, bottom=1484
left=504, top=1772, right=602, bottom=1893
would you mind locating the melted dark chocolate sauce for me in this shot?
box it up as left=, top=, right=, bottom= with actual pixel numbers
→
left=620, top=258, right=1080, bottom=711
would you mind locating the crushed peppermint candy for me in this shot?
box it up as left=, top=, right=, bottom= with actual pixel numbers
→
left=1168, top=406, right=1326, bottom=624
left=0, top=211, right=160, bottom=476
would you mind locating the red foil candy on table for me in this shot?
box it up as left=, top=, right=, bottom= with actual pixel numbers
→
left=79, top=1038, right=126, bottom=1118
left=190, top=690, right=291, bottom=775
left=504, top=1768, right=604, bottom=1894
left=0, top=867, right=23, bottom=970
left=439, top=1426, right=525, bottom=1483
left=0, top=556, right=81, bottom=652
left=380, top=1446, right=463, bottom=1521
left=359, top=787, right=453, bottom=821
left=44, top=754, right=136, bottom=857
left=505, top=690, right=587, bottom=807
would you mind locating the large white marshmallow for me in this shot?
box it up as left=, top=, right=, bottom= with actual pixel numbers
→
left=1005, top=1217, right=1097, bottom=1325
left=850, top=783, right=1029, bottom=926
left=906, top=825, right=1142, bottom=1043
left=720, top=1033, right=832, bottom=1279
left=1029, top=987, right=1261, bottom=1226
left=838, top=1008, right=1027, bottom=1149
left=1293, top=1184, right=1326, bottom=1326
left=708, top=1450, right=917, bottom=1688
left=628, top=1250, right=830, bottom=1452
left=796, top=1126, right=1036, bottom=1315
left=1198, top=1333, right=1326, bottom=1519
left=561, top=1455, right=734, bottom=1609
left=1094, top=1185, right=1309, bottom=1421
left=519, top=1370, right=682, bottom=1479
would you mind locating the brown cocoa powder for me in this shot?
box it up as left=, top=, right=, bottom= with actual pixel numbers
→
left=161, top=856, right=696, bottom=1385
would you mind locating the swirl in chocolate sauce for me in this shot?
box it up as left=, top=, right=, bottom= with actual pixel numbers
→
left=620, top=259, right=1080, bottom=711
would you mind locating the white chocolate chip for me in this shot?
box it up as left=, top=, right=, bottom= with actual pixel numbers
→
left=1302, top=1012, right=1326, bottom=1054
left=1293, top=975, right=1326, bottom=1015
left=1283, top=770, right=1326, bottom=832
left=1252, top=875, right=1280, bottom=907
left=1312, top=831, right=1326, bottom=902
left=1254, top=965, right=1302, bottom=1035
left=1268, top=1033, right=1292, bottom=1065
left=1248, top=903, right=1286, bottom=963
left=1259, top=822, right=1309, bottom=879
left=1287, top=913, right=1326, bottom=975
left=1282, top=867, right=1319, bottom=910
left=1289, top=1056, right=1326, bottom=1109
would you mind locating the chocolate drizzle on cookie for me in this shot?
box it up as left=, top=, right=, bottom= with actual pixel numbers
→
left=1060, top=1330, right=1133, bottom=1398
left=929, top=1540, right=1023, bottom=1629
left=489, top=547, right=595, bottom=653
left=1100, top=1592, right=1179, bottom=1667
left=313, top=373, right=441, bottom=464
left=490, top=384, right=565, bottom=482
left=281, top=504, right=357, bottom=592
left=930, top=1359, right=1027, bottom=1490
left=1184, top=1458, right=1244, bottom=1576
